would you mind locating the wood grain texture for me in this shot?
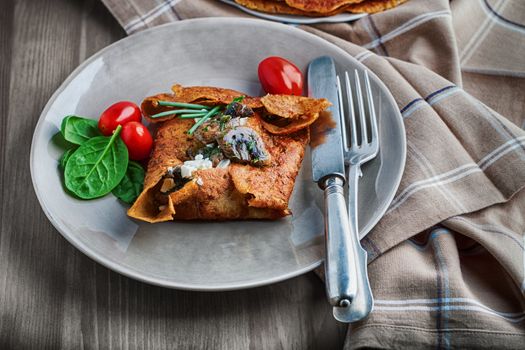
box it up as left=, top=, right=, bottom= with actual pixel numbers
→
left=0, top=0, right=347, bottom=348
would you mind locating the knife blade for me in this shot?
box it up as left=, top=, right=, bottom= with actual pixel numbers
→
left=308, top=56, right=346, bottom=183
left=308, top=56, right=358, bottom=310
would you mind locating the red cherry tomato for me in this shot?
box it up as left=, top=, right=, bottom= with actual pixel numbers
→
left=120, top=122, right=153, bottom=161
left=258, top=56, right=303, bottom=95
left=98, top=101, right=142, bottom=136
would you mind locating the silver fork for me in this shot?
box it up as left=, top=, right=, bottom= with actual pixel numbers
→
left=332, top=70, right=378, bottom=322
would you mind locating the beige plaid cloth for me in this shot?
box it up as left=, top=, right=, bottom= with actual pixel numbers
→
left=101, top=0, right=525, bottom=348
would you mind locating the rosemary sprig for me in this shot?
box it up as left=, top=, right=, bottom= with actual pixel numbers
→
left=157, top=101, right=211, bottom=109
left=188, top=106, right=221, bottom=135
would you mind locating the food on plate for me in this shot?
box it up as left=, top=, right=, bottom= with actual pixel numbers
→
left=98, top=101, right=142, bottom=136
left=128, top=85, right=330, bottom=223
left=346, top=0, right=407, bottom=13
left=284, top=0, right=362, bottom=13
left=258, top=56, right=303, bottom=95
left=233, top=0, right=407, bottom=15
left=64, top=125, right=129, bottom=199
left=112, top=161, right=145, bottom=204
left=120, top=121, right=153, bottom=160
left=233, top=0, right=347, bottom=16
left=53, top=56, right=330, bottom=222
left=56, top=101, right=147, bottom=202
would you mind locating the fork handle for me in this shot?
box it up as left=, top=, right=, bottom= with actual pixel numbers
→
left=332, top=164, right=374, bottom=322
left=321, top=175, right=358, bottom=307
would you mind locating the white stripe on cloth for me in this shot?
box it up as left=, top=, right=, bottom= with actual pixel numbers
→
left=387, top=135, right=524, bottom=214
left=447, top=216, right=524, bottom=250
left=362, top=10, right=451, bottom=49
left=459, top=0, right=504, bottom=64
left=375, top=298, right=525, bottom=318
left=480, top=0, right=525, bottom=35
left=466, top=95, right=525, bottom=163
left=523, top=235, right=525, bottom=292
left=407, top=140, right=467, bottom=212
left=478, top=136, right=525, bottom=170
left=354, top=51, right=374, bottom=62
left=386, top=164, right=481, bottom=214
left=374, top=305, right=525, bottom=323
left=124, top=0, right=181, bottom=33
left=461, top=67, right=525, bottom=79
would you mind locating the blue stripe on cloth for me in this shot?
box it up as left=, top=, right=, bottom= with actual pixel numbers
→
left=400, top=98, right=424, bottom=114
left=482, top=0, right=525, bottom=30
left=431, top=228, right=452, bottom=349
left=369, top=15, right=389, bottom=56
left=400, top=85, right=458, bottom=118
left=425, top=85, right=456, bottom=101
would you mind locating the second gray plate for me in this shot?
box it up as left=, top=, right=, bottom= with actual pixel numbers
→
left=219, top=0, right=366, bottom=24
left=30, top=18, right=405, bottom=291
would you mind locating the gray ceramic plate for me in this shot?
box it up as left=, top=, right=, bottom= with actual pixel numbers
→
left=219, top=0, right=366, bottom=24
left=31, top=18, right=405, bottom=291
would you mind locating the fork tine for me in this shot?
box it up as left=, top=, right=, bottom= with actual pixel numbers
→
left=364, top=71, right=378, bottom=148
left=354, top=69, right=368, bottom=145
left=336, top=75, right=348, bottom=152
left=344, top=71, right=358, bottom=147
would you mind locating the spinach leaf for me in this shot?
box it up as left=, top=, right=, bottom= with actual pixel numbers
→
left=112, top=161, right=145, bottom=204
left=61, top=116, right=100, bottom=145
left=59, top=148, right=76, bottom=170
left=64, top=127, right=128, bottom=199
left=52, top=131, right=76, bottom=149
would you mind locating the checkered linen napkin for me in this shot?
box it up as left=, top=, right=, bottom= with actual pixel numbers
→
left=101, top=0, right=525, bottom=348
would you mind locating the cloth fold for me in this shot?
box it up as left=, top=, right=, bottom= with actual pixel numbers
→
left=100, top=0, right=525, bottom=348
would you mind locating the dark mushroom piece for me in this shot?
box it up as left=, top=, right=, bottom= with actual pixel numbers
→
left=224, top=102, right=254, bottom=119
left=192, top=120, right=221, bottom=144
left=159, top=166, right=190, bottom=194
left=218, top=127, right=271, bottom=167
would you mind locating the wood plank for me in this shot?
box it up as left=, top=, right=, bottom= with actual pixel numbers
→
left=0, top=0, right=347, bottom=348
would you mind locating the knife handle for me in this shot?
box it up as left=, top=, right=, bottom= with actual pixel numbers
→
left=333, top=164, right=374, bottom=323
left=321, top=175, right=358, bottom=307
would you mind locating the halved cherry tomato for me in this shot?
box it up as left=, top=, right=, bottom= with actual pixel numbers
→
left=258, top=56, right=303, bottom=96
left=120, top=122, right=153, bottom=161
left=98, top=101, right=142, bottom=136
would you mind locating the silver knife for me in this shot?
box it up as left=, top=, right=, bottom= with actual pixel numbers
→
left=308, top=56, right=359, bottom=313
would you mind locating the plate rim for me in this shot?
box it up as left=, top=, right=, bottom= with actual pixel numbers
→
left=30, top=17, right=406, bottom=291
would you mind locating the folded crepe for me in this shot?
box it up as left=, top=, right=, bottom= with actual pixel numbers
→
left=128, top=85, right=330, bottom=223
left=233, top=0, right=407, bottom=15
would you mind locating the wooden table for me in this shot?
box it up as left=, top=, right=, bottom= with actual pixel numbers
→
left=0, top=0, right=346, bottom=347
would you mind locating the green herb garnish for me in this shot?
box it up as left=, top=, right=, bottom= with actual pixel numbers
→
left=197, top=144, right=222, bottom=159
left=246, top=139, right=256, bottom=152
left=178, top=113, right=208, bottom=119
left=64, top=125, right=128, bottom=199
left=187, top=106, right=221, bottom=135
left=150, top=109, right=208, bottom=119
left=219, top=114, right=232, bottom=131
